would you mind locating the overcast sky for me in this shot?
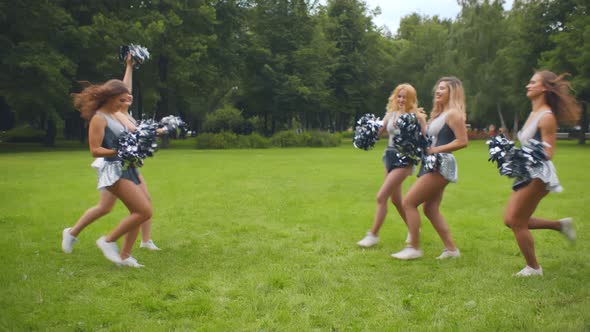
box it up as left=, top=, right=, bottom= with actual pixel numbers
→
left=362, top=0, right=514, bottom=33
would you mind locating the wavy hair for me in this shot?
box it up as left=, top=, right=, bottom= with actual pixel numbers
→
left=386, top=83, right=420, bottom=114
left=73, top=79, right=130, bottom=121
left=536, top=70, right=581, bottom=125
left=431, top=76, right=466, bottom=120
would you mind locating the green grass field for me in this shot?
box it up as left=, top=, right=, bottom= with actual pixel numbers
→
left=1, top=139, right=589, bottom=331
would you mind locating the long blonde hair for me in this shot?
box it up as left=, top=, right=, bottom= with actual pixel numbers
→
left=386, top=83, right=420, bottom=115
left=536, top=70, right=580, bottom=125
left=431, top=77, right=466, bottom=120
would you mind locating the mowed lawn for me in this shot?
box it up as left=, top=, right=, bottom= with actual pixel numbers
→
left=0, top=139, right=589, bottom=331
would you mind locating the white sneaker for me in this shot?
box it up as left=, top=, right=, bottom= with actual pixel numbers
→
left=559, top=218, right=576, bottom=242
left=119, top=256, right=144, bottom=268
left=140, top=240, right=161, bottom=251
left=436, top=248, right=461, bottom=259
left=391, top=247, right=423, bottom=260
left=357, top=232, right=379, bottom=247
left=61, top=228, right=78, bottom=254
left=96, top=236, right=122, bottom=264
left=514, top=265, right=543, bottom=277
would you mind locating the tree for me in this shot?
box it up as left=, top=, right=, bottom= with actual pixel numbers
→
left=540, top=0, right=590, bottom=144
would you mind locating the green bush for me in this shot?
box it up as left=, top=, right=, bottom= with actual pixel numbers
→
left=194, top=131, right=340, bottom=149
left=270, top=130, right=341, bottom=148
left=1, top=126, right=45, bottom=143
left=340, top=130, right=354, bottom=139
left=269, top=130, right=299, bottom=147
left=195, top=131, right=238, bottom=149
left=202, top=105, right=252, bottom=134
left=239, top=132, right=270, bottom=149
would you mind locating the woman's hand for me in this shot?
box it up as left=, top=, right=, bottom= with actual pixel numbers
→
left=126, top=53, right=134, bottom=68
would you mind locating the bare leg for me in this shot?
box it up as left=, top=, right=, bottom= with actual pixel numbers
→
left=402, top=172, right=449, bottom=249
left=528, top=217, right=560, bottom=231
left=422, top=184, right=456, bottom=251
left=137, top=175, right=153, bottom=243
left=121, top=226, right=141, bottom=258
left=70, top=191, right=117, bottom=236
left=504, top=179, right=548, bottom=269
left=105, top=179, right=152, bottom=259
left=370, top=166, right=412, bottom=235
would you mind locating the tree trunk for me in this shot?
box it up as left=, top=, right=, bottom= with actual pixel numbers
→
left=44, top=118, right=56, bottom=147
left=156, top=55, right=169, bottom=119
left=135, top=78, right=143, bottom=121
left=497, top=103, right=506, bottom=130
left=578, top=101, right=588, bottom=145
left=512, top=113, right=519, bottom=136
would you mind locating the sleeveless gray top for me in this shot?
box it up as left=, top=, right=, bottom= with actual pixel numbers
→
left=427, top=112, right=455, bottom=148
left=517, top=110, right=550, bottom=145
left=126, top=112, right=138, bottom=126
left=96, top=111, right=126, bottom=162
left=385, top=111, right=401, bottom=147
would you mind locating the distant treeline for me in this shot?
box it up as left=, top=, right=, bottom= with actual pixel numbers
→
left=0, top=0, right=588, bottom=145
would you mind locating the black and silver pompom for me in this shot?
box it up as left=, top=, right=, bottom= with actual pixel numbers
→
left=353, top=113, right=383, bottom=151
left=120, top=44, right=150, bottom=68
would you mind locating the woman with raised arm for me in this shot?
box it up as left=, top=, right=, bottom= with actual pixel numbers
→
left=62, top=54, right=161, bottom=257
left=392, top=77, right=468, bottom=260
left=71, top=79, right=151, bottom=267
left=357, top=84, right=426, bottom=248
left=503, top=70, right=579, bottom=277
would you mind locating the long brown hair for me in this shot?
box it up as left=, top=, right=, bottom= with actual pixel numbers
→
left=431, top=76, right=466, bottom=120
left=536, top=70, right=581, bottom=125
left=73, top=79, right=130, bottom=121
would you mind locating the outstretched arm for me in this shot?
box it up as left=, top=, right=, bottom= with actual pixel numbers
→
left=122, top=53, right=133, bottom=92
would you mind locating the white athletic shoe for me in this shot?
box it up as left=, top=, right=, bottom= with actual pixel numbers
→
left=559, top=218, right=576, bottom=242
left=357, top=232, right=379, bottom=247
left=391, top=247, right=423, bottom=260
left=436, top=248, right=461, bottom=259
left=96, top=236, right=122, bottom=264
left=140, top=240, right=161, bottom=251
left=120, top=256, right=144, bottom=268
left=61, top=228, right=78, bottom=254
left=514, top=265, right=543, bottom=277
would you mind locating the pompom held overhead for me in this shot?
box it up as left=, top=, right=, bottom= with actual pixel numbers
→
left=119, top=44, right=150, bottom=69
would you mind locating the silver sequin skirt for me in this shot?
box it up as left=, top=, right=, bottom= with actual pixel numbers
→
left=512, top=160, right=562, bottom=193
left=92, top=158, right=123, bottom=190
left=418, top=153, right=458, bottom=183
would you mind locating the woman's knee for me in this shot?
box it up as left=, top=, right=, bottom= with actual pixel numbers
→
left=402, top=197, right=417, bottom=211
left=376, top=191, right=389, bottom=205
left=138, top=204, right=152, bottom=221
left=95, top=203, right=114, bottom=215
left=503, top=213, right=516, bottom=229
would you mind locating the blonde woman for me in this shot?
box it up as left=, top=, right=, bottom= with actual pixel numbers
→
left=504, top=70, right=579, bottom=277
left=392, top=77, right=468, bottom=260
left=357, top=84, right=426, bottom=248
